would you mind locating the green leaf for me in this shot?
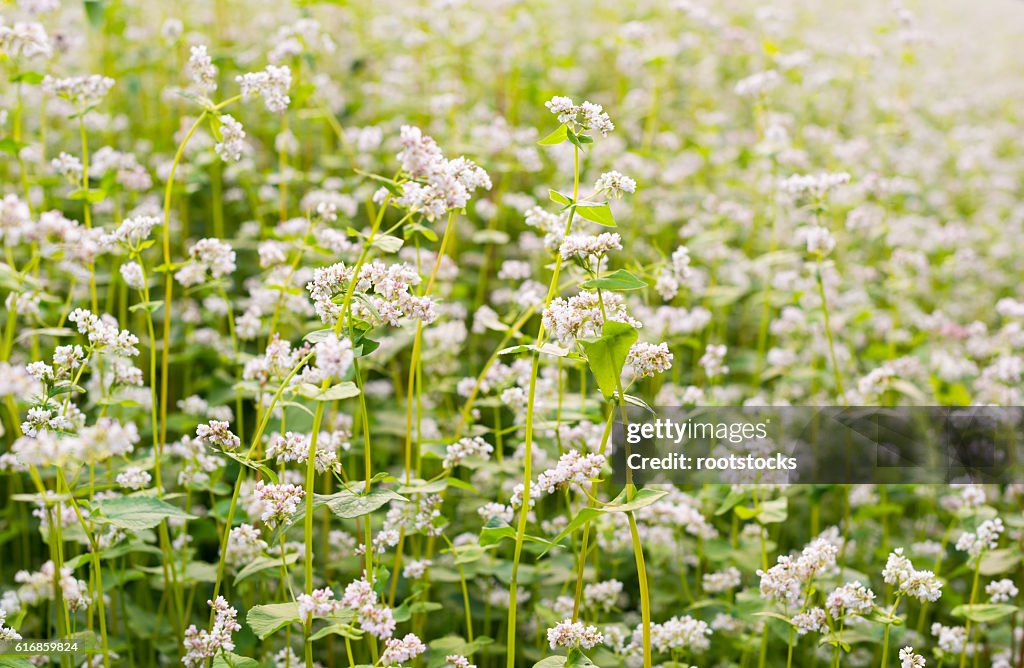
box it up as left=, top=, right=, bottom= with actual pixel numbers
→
left=405, top=221, right=438, bottom=242
left=10, top=71, right=45, bottom=85
left=396, top=478, right=448, bottom=494
left=83, top=0, right=106, bottom=28
left=578, top=321, right=638, bottom=399
left=0, top=138, right=24, bottom=155
left=979, top=548, right=1021, bottom=576
left=817, top=632, right=851, bottom=652
left=573, top=202, right=616, bottom=227
left=951, top=603, right=1018, bottom=623
left=15, top=327, right=75, bottom=343
left=246, top=602, right=300, bottom=639
left=715, top=488, right=747, bottom=516
left=68, top=188, right=107, bottom=203
left=128, top=300, right=163, bottom=314
left=540, top=488, right=667, bottom=558
left=757, top=497, right=789, bottom=524
left=321, top=488, right=407, bottom=519
left=0, top=659, right=38, bottom=668
left=297, top=382, right=360, bottom=402
left=549, top=190, right=572, bottom=206
left=565, top=649, right=596, bottom=667
left=220, top=450, right=278, bottom=485
left=603, top=488, right=668, bottom=513
left=622, top=393, right=656, bottom=414
left=538, top=125, right=568, bottom=145
left=755, top=611, right=795, bottom=626
left=479, top=518, right=556, bottom=548
left=864, top=606, right=904, bottom=625
left=372, top=235, right=404, bottom=254
left=472, top=229, right=510, bottom=244
left=235, top=553, right=298, bottom=584
left=212, top=653, right=260, bottom=668
left=539, top=507, right=601, bottom=558
left=427, top=636, right=492, bottom=667
left=450, top=543, right=496, bottom=564
left=309, top=622, right=364, bottom=641
left=565, top=128, right=586, bottom=150
left=95, top=496, right=196, bottom=531
left=532, top=658, right=566, bottom=668
left=580, top=269, right=646, bottom=291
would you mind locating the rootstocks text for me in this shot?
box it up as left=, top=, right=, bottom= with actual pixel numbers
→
left=622, top=417, right=796, bottom=474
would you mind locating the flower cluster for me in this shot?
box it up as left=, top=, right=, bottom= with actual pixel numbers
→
left=252, top=480, right=305, bottom=527
left=380, top=633, right=427, bottom=665
left=297, top=587, right=340, bottom=623
left=542, top=290, right=640, bottom=345
left=442, top=436, right=494, bottom=469
left=546, top=619, right=603, bottom=650
left=544, top=96, right=615, bottom=137
left=176, top=238, right=237, bottom=286
left=182, top=597, right=241, bottom=668
left=394, top=126, right=492, bottom=221
left=42, top=74, right=115, bottom=106
left=882, top=548, right=943, bottom=602
left=236, top=65, right=292, bottom=112
left=306, top=261, right=436, bottom=326
left=955, top=518, right=1004, bottom=559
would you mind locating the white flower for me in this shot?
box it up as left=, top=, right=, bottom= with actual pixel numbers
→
left=804, top=225, right=835, bottom=257
left=583, top=579, right=623, bottom=611
left=792, top=607, right=826, bottom=635
left=116, top=466, right=151, bottom=490
left=544, top=96, right=614, bottom=137
left=42, top=74, right=115, bottom=107
left=931, top=623, right=966, bottom=654
left=252, top=480, right=305, bottom=527
left=182, top=597, right=241, bottom=668
left=120, top=261, right=145, bottom=290
left=558, top=232, right=622, bottom=261
left=380, top=633, right=426, bottom=665
left=627, top=342, right=674, bottom=378
left=0, top=21, right=51, bottom=60
left=883, top=549, right=942, bottom=602
left=237, top=65, right=292, bottom=113
left=195, top=421, right=240, bottom=450
left=225, top=524, right=267, bottom=566
left=699, top=344, right=728, bottom=378
left=778, top=172, right=851, bottom=199
left=899, top=647, right=926, bottom=668
left=956, top=518, right=1004, bottom=559
left=443, top=437, right=494, bottom=469
left=297, top=588, right=339, bottom=623
left=187, top=45, right=218, bottom=93
left=594, top=171, right=636, bottom=198
left=215, top=114, right=246, bottom=162
left=313, top=333, right=354, bottom=380
left=176, top=238, right=237, bottom=286
left=51, top=152, right=83, bottom=182
left=826, top=581, right=875, bottom=618
left=649, top=615, right=712, bottom=653
left=986, top=578, right=1018, bottom=603
left=702, top=567, right=741, bottom=593
left=735, top=69, right=780, bottom=96
left=102, top=215, right=159, bottom=250
left=0, top=608, right=22, bottom=641
left=546, top=619, right=603, bottom=650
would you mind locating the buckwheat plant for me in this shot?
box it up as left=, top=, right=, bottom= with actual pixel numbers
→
left=1, top=3, right=1023, bottom=668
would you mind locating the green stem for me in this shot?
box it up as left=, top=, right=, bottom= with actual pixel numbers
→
left=507, top=144, right=579, bottom=668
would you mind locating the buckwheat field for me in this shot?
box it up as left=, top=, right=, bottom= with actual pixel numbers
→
left=1, top=0, right=1024, bottom=667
